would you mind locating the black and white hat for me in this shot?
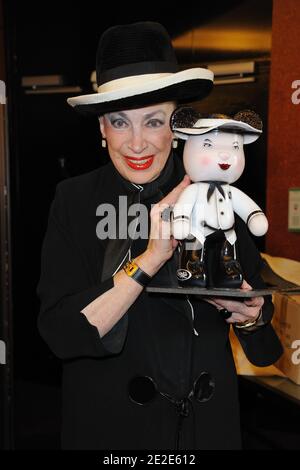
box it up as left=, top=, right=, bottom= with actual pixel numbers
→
left=67, top=22, right=214, bottom=116
left=171, top=108, right=263, bottom=144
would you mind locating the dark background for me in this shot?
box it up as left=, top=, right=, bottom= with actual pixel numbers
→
left=3, top=0, right=289, bottom=449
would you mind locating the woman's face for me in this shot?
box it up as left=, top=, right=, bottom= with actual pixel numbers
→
left=99, top=102, right=176, bottom=184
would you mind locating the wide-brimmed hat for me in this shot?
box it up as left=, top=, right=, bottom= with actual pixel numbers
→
left=171, top=108, right=263, bottom=144
left=67, top=22, right=214, bottom=116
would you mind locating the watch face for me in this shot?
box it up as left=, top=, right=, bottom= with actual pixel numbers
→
left=124, top=261, right=139, bottom=277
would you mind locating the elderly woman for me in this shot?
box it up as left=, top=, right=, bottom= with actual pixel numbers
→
left=37, top=21, right=282, bottom=450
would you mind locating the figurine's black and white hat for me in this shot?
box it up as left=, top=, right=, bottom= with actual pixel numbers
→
left=171, top=108, right=263, bottom=144
left=67, top=22, right=214, bottom=116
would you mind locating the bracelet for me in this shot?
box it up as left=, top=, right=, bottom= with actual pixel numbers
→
left=234, top=308, right=263, bottom=329
left=123, top=259, right=152, bottom=287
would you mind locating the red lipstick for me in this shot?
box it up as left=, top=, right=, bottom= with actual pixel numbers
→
left=124, top=155, right=154, bottom=170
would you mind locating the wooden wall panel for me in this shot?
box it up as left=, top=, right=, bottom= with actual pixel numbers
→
left=266, top=0, right=300, bottom=261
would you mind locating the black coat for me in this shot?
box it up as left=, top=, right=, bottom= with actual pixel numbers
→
left=37, top=156, right=283, bottom=450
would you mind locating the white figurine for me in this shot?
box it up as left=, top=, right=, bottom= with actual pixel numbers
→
left=171, top=108, right=268, bottom=288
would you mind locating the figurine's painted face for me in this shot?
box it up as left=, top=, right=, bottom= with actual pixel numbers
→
left=99, top=102, right=175, bottom=184
left=183, top=130, right=245, bottom=183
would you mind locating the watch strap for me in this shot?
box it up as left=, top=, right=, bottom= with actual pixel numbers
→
left=123, top=260, right=152, bottom=287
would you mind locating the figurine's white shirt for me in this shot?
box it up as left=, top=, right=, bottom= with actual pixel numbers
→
left=173, top=182, right=263, bottom=245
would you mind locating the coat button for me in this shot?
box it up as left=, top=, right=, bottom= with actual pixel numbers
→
left=128, top=376, right=157, bottom=405
left=220, top=211, right=224, bottom=215
left=193, top=372, right=215, bottom=402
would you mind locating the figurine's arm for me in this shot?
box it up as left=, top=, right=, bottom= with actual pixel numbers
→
left=172, top=184, right=198, bottom=239
left=231, top=186, right=268, bottom=236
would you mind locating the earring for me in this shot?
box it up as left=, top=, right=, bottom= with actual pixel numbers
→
left=102, top=138, right=107, bottom=148
left=172, top=139, right=178, bottom=149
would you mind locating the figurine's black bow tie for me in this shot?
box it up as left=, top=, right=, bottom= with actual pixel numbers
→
left=205, top=181, right=226, bottom=202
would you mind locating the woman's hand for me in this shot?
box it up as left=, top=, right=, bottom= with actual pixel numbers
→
left=206, top=280, right=264, bottom=325
left=137, top=175, right=190, bottom=276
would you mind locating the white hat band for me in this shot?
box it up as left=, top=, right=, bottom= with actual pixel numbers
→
left=98, top=73, right=173, bottom=93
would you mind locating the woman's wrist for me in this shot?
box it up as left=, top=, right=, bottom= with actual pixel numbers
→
left=234, top=308, right=263, bottom=330
left=135, top=250, right=165, bottom=277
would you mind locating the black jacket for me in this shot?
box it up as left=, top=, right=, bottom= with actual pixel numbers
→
left=37, top=156, right=283, bottom=450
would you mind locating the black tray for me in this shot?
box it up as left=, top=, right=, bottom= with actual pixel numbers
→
left=146, top=286, right=277, bottom=298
